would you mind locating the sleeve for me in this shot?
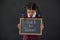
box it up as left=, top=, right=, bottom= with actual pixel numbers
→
left=38, top=14, right=44, bottom=24
left=37, top=14, right=43, bottom=18
left=37, top=9, right=43, bottom=18
left=17, top=13, right=25, bottom=24
left=17, top=17, right=20, bottom=24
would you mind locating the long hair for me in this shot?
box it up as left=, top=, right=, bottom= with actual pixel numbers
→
left=24, top=2, right=39, bottom=10
left=22, top=2, right=42, bottom=17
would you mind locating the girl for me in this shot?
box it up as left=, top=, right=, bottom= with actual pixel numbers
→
left=17, top=2, right=44, bottom=40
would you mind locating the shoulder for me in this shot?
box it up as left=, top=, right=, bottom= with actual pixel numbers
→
left=37, top=14, right=42, bottom=18
left=21, top=13, right=27, bottom=18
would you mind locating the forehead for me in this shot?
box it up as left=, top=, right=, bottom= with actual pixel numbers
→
left=27, top=9, right=36, bottom=12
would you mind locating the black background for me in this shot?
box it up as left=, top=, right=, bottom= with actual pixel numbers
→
left=0, top=0, right=60, bottom=40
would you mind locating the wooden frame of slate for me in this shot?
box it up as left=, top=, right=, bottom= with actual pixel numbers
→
left=19, top=18, right=42, bottom=35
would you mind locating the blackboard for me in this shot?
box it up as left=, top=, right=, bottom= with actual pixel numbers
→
left=19, top=18, right=42, bottom=35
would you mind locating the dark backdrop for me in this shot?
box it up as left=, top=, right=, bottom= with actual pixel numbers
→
left=0, top=0, right=60, bottom=40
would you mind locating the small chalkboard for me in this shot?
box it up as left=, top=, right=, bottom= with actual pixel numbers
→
left=19, top=18, right=42, bottom=35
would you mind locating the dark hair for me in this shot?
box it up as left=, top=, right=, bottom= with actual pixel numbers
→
left=24, top=2, right=39, bottom=10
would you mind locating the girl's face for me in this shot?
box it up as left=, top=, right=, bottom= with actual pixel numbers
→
left=27, top=9, right=36, bottom=16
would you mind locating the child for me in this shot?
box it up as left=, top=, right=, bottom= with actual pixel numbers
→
left=17, top=2, right=44, bottom=40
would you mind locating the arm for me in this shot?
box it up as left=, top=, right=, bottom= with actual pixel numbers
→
left=17, top=14, right=24, bottom=35
left=40, top=18, right=44, bottom=35
left=17, top=22, right=21, bottom=35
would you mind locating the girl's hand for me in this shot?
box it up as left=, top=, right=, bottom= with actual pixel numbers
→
left=40, top=23, right=44, bottom=31
left=17, top=23, right=21, bottom=35
left=17, top=23, right=21, bottom=30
